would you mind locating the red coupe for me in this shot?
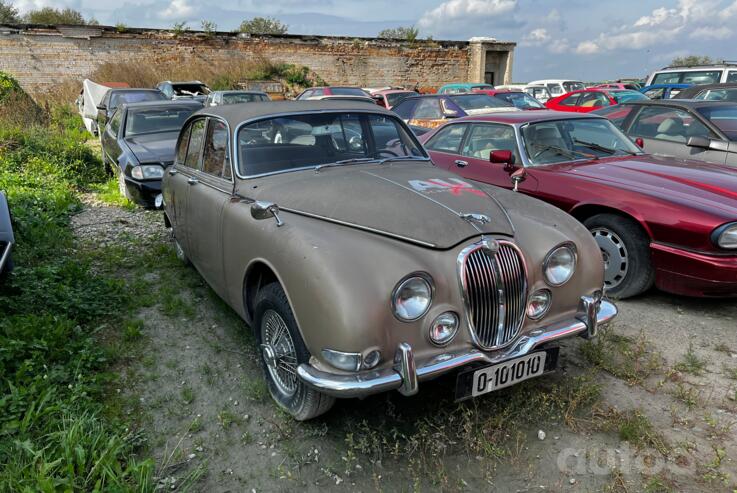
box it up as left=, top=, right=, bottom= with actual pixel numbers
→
left=420, top=111, right=737, bottom=298
left=545, top=88, right=648, bottom=113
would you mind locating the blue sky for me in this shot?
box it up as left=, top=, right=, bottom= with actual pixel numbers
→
left=13, top=0, right=737, bottom=81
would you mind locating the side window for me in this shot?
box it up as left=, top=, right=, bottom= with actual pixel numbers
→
left=595, top=105, right=636, bottom=129
left=108, top=110, right=122, bottom=134
left=175, top=124, right=192, bottom=165
left=559, top=93, right=581, bottom=106
left=184, top=119, right=206, bottom=169
left=413, top=99, right=442, bottom=119
left=202, top=119, right=229, bottom=178
left=631, top=107, right=713, bottom=143
left=643, top=88, right=664, bottom=99
left=312, top=88, right=325, bottom=97
left=727, top=71, right=737, bottom=83
left=393, top=99, right=417, bottom=119
left=462, top=124, right=519, bottom=161
left=425, top=124, right=468, bottom=153
left=579, top=92, right=609, bottom=108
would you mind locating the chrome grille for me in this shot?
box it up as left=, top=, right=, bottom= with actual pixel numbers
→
left=460, top=241, right=527, bottom=350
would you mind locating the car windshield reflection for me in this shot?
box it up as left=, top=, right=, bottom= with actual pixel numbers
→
left=521, top=119, right=641, bottom=166
left=238, top=112, right=426, bottom=176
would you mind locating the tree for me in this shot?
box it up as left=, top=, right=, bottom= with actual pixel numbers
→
left=670, top=55, right=713, bottom=67
left=238, top=16, right=288, bottom=35
left=0, top=0, right=19, bottom=24
left=377, top=26, right=419, bottom=41
left=24, top=7, right=87, bottom=25
left=201, top=20, right=216, bottom=36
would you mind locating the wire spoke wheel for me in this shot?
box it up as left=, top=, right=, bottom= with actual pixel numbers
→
left=260, top=309, right=299, bottom=397
left=591, top=227, right=629, bottom=290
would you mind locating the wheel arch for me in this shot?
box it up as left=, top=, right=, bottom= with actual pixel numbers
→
left=241, top=258, right=284, bottom=327
left=569, top=203, right=654, bottom=240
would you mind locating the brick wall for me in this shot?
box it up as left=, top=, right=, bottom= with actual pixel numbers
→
left=0, top=26, right=515, bottom=97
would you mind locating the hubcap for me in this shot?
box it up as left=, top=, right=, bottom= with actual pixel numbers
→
left=590, top=227, right=629, bottom=289
left=260, top=309, right=298, bottom=396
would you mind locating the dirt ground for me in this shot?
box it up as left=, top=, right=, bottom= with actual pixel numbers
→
left=74, top=198, right=737, bottom=493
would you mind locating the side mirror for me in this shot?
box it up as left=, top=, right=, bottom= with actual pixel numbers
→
left=510, top=168, right=527, bottom=192
left=686, top=136, right=710, bottom=149
left=251, top=201, right=284, bottom=227
left=96, top=104, right=106, bottom=111
left=635, top=137, right=644, bottom=149
left=490, top=149, right=513, bottom=164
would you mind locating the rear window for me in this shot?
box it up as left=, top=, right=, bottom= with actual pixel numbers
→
left=110, top=91, right=166, bottom=109
left=222, top=93, right=269, bottom=104
left=449, top=94, right=511, bottom=110
left=330, top=87, right=368, bottom=96
left=125, top=107, right=197, bottom=136
left=563, top=81, right=585, bottom=92
left=652, top=70, right=722, bottom=85
left=694, top=88, right=737, bottom=102
left=593, top=104, right=637, bottom=128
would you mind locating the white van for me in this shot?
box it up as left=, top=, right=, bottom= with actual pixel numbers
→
left=526, top=79, right=585, bottom=98
left=645, top=63, right=737, bottom=86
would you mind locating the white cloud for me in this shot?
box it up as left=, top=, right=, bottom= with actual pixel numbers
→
left=547, top=38, right=570, bottom=54
left=159, top=0, right=194, bottom=19
left=575, top=40, right=600, bottom=55
left=417, top=0, right=517, bottom=33
left=690, top=26, right=732, bottom=39
left=521, top=28, right=549, bottom=46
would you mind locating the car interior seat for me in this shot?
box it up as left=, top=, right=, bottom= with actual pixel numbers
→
left=655, top=118, right=687, bottom=142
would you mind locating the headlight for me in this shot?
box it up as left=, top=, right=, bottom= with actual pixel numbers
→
left=131, top=164, right=164, bottom=180
left=321, top=349, right=361, bottom=372
left=527, top=289, right=552, bottom=320
left=543, top=244, right=577, bottom=286
left=713, top=223, right=737, bottom=249
left=429, top=312, right=459, bottom=346
left=392, top=274, right=433, bottom=321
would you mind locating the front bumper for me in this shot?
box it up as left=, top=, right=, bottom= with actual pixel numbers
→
left=125, top=177, right=162, bottom=208
left=651, top=243, right=737, bottom=297
left=297, top=296, right=617, bottom=398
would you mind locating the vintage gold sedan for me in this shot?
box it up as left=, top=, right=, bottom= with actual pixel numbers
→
left=162, top=101, right=617, bottom=420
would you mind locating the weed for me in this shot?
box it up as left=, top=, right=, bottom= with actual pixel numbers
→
left=714, top=342, right=732, bottom=354
left=674, top=343, right=707, bottom=376
left=723, top=365, right=737, bottom=380
left=123, top=318, right=144, bottom=342
left=90, top=178, right=136, bottom=209
left=672, top=383, right=699, bottom=410
left=181, top=386, right=195, bottom=404
left=188, top=416, right=203, bottom=433
left=643, top=474, right=674, bottom=492
left=580, top=329, right=662, bottom=385
left=598, top=408, right=669, bottom=455
left=243, top=378, right=269, bottom=402
left=217, top=409, right=241, bottom=428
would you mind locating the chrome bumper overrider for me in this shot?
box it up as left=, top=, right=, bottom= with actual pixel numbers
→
left=297, top=296, right=617, bottom=398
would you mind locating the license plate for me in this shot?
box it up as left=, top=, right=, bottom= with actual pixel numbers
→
left=471, top=352, right=547, bottom=397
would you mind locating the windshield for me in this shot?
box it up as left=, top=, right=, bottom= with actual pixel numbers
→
left=238, top=112, right=426, bottom=176
left=331, top=87, right=368, bottom=96
left=697, top=106, right=737, bottom=140
left=521, top=118, right=641, bottom=166
left=450, top=94, right=512, bottom=111
left=124, top=107, right=197, bottom=136
left=610, top=91, right=648, bottom=103
left=563, top=81, right=585, bottom=92
left=222, top=93, right=268, bottom=104
left=471, top=84, right=494, bottom=90
left=386, top=92, right=415, bottom=107
left=173, top=84, right=210, bottom=96
left=495, top=92, right=545, bottom=109
left=694, top=88, right=737, bottom=102
left=110, top=91, right=166, bottom=109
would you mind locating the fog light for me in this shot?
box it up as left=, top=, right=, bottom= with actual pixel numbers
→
left=362, top=350, right=381, bottom=369
left=527, top=289, right=552, bottom=320
left=429, top=312, right=459, bottom=346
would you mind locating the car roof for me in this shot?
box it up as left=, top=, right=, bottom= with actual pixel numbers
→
left=121, top=100, right=203, bottom=110
left=109, top=88, right=162, bottom=93
left=375, top=89, right=416, bottom=95
left=641, top=83, right=692, bottom=89
left=617, top=99, right=734, bottom=109
left=196, top=100, right=395, bottom=128
left=451, top=109, right=601, bottom=125
left=214, top=90, right=268, bottom=95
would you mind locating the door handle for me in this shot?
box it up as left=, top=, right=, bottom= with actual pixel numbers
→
left=454, top=160, right=468, bottom=168
left=187, top=177, right=198, bottom=185
left=168, top=168, right=178, bottom=176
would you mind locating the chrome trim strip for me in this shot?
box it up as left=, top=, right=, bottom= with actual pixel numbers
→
left=297, top=298, right=617, bottom=398
left=0, top=241, right=11, bottom=273
left=394, top=342, right=418, bottom=396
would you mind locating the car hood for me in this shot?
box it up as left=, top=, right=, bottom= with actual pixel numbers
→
left=243, top=162, right=515, bottom=249
left=124, top=131, right=180, bottom=164
left=557, top=154, right=737, bottom=215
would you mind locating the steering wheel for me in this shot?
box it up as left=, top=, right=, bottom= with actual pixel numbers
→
left=375, top=149, right=400, bottom=158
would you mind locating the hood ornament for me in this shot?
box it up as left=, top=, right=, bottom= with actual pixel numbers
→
left=460, top=213, right=491, bottom=225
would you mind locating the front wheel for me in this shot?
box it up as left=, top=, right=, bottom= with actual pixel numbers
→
left=254, top=283, right=335, bottom=420
left=583, top=213, right=654, bottom=299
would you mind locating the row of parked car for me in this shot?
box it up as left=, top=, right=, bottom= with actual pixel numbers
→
left=71, top=70, right=737, bottom=420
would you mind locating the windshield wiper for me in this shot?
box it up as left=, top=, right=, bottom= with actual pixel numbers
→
left=572, top=138, right=638, bottom=156
left=530, top=143, right=592, bottom=161
left=378, top=156, right=432, bottom=164
left=314, top=158, right=377, bottom=173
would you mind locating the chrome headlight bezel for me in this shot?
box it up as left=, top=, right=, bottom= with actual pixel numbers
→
left=712, top=222, right=737, bottom=250
left=428, top=311, right=460, bottom=346
left=543, top=243, right=577, bottom=287
left=391, top=273, right=434, bottom=322
left=527, top=289, right=552, bottom=320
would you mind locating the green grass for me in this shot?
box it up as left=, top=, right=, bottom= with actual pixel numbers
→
left=674, top=343, right=707, bottom=376
left=90, top=177, right=136, bottom=210
left=580, top=328, right=662, bottom=385
left=0, top=73, right=154, bottom=491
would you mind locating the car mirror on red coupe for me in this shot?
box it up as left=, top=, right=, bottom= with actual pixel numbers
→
left=634, top=137, right=644, bottom=149
left=489, top=150, right=517, bottom=172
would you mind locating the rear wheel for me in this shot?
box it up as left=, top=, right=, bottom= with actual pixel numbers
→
left=583, top=213, right=654, bottom=299
left=254, top=283, right=335, bottom=420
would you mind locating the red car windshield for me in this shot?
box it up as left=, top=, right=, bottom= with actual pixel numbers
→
left=521, top=118, right=641, bottom=166
left=697, top=106, right=737, bottom=140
